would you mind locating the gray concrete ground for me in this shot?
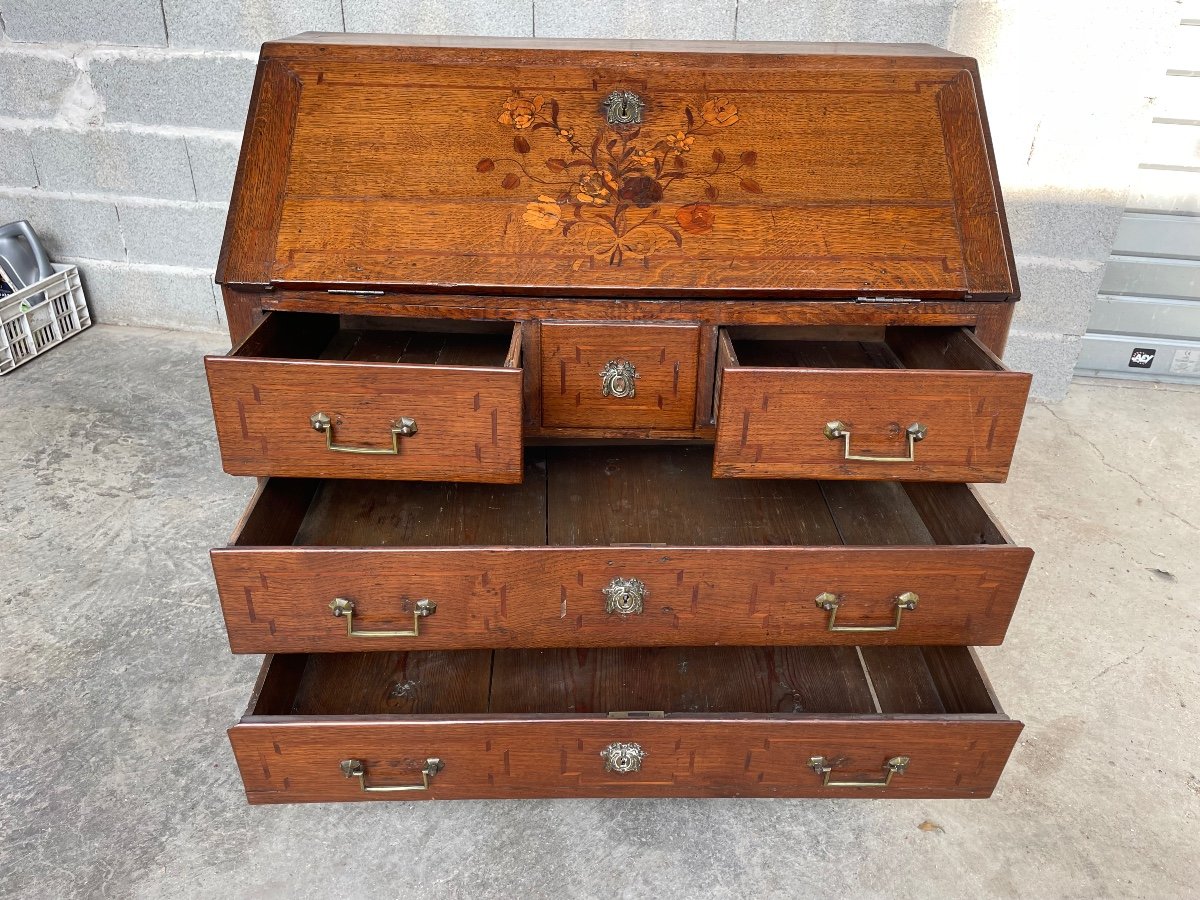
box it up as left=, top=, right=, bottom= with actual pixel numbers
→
left=1, top=325, right=1197, bottom=899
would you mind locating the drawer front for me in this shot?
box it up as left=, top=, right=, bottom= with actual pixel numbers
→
left=206, top=358, right=524, bottom=482
left=213, top=545, right=1032, bottom=652
left=541, top=323, right=699, bottom=430
left=230, top=718, right=1021, bottom=802
left=714, top=368, right=1030, bottom=482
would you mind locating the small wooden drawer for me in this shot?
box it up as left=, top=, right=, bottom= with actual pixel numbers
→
left=212, top=446, right=1031, bottom=653
left=229, top=645, right=1021, bottom=802
left=713, top=326, right=1031, bottom=482
left=205, top=312, right=524, bottom=482
left=540, top=322, right=699, bottom=430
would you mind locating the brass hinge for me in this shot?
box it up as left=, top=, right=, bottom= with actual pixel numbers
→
left=607, top=710, right=666, bottom=719
left=854, top=296, right=921, bottom=304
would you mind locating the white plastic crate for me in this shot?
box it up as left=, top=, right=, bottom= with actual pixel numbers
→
left=0, top=264, right=91, bottom=375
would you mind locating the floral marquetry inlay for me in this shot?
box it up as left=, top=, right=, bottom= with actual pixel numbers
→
left=478, top=93, right=763, bottom=266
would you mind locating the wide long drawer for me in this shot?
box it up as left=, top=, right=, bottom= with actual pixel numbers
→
left=713, top=326, right=1031, bottom=482
left=205, top=311, right=524, bottom=482
left=229, top=645, right=1021, bottom=803
left=212, top=446, right=1032, bottom=652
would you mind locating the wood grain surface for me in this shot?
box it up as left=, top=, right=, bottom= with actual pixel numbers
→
left=217, top=38, right=1017, bottom=299
left=206, top=313, right=524, bottom=481
left=228, top=646, right=1019, bottom=802
left=713, top=326, right=1030, bottom=481
left=212, top=446, right=1032, bottom=652
left=540, top=322, right=700, bottom=429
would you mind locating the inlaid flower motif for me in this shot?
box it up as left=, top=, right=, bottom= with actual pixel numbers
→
left=701, top=98, right=738, bottom=128
left=499, top=95, right=545, bottom=129
left=666, top=131, right=694, bottom=153
left=675, top=202, right=716, bottom=234
left=480, top=92, right=761, bottom=266
left=523, top=195, right=562, bottom=229
left=618, top=175, right=664, bottom=208
left=629, top=147, right=657, bottom=166
left=577, top=169, right=619, bottom=206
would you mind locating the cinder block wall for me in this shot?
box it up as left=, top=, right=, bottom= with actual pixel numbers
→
left=0, top=1, right=1178, bottom=398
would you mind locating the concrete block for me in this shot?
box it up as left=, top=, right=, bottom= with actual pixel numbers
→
left=0, top=131, right=39, bottom=189
left=1011, top=256, right=1107, bottom=337
left=186, top=136, right=241, bottom=203
left=1002, top=328, right=1083, bottom=401
left=70, top=258, right=222, bottom=331
left=89, top=55, right=257, bottom=131
left=736, top=0, right=954, bottom=44
left=1005, top=188, right=1126, bottom=263
left=343, top=0, right=532, bottom=36
left=0, top=194, right=124, bottom=261
left=534, top=0, right=732, bottom=39
left=30, top=128, right=196, bottom=201
left=118, top=203, right=228, bottom=269
left=0, top=0, right=167, bottom=46
left=161, top=0, right=344, bottom=51
left=0, top=49, right=77, bottom=119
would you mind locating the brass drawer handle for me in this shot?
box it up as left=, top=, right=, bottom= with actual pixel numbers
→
left=600, top=360, right=638, bottom=399
left=824, top=420, right=927, bottom=462
left=815, top=591, right=918, bottom=633
left=340, top=757, right=443, bottom=792
left=329, top=597, right=437, bottom=638
left=809, top=755, right=910, bottom=788
left=600, top=742, right=646, bottom=773
left=310, top=411, right=417, bottom=455
left=603, top=576, right=646, bottom=615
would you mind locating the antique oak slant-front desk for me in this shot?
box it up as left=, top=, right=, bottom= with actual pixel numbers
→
left=206, top=34, right=1033, bottom=803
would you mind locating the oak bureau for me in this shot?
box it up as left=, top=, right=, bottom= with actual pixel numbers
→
left=207, top=34, right=1033, bottom=803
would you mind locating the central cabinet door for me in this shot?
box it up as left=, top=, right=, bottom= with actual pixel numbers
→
left=540, top=322, right=700, bottom=431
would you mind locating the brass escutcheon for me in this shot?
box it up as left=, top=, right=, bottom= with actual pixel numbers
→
left=603, top=576, right=646, bottom=615
left=603, top=90, right=644, bottom=126
left=600, top=742, right=646, bottom=773
left=600, top=360, right=639, bottom=399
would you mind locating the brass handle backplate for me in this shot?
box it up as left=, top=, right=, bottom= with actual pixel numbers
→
left=809, top=755, right=910, bottom=788
left=600, top=360, right=638, bottom=399
left=330, top=597, right=437, bottom=638
left=824, top=420, right=927, bottom=463
left=310, top=411, right=417, bottom=455
left=340, top=757, right=443, bottom=792
left=603, top=576, right=646, bottom=615
left=600, top=742, right=646, bottom=773
left=815, top=592, right=918, bottom=633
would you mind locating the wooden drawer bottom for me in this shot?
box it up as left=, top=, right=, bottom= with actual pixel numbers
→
left=230, top=645, right=1020, bottom=803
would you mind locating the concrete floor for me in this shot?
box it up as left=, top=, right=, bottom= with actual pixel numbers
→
left=1, top=324, right=1197, bottom=899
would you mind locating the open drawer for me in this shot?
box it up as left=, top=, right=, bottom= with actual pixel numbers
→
left=205, top=312, right=524, bottom=482
left=212, top=445, right=1032, bottom=652
left=713, top=326, right=1031, bottom=482
left=229, top=645, right=1021, bottom=802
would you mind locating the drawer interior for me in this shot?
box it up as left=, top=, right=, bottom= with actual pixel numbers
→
left=235, top=311, right=521, bottom=368
left=722, top=325, right=1005, bottom=373
left=233, top=445, right=1013, bottom=549
left=251, top=645, right=1000, bottom=718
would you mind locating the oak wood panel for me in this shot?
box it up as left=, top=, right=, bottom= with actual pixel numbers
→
left=938, top=69, right=1017, bottom=298
left=218, top=38, right=1016, bottom=298
left=540, top=323, right=699, bottom=429
left=229, top=717, right=1021, bottom=802
left=712, top=327, right=1031, bottom=481
left=205, top=316, right=525, bottom=482
left=216, top=58, right=299, bottom=286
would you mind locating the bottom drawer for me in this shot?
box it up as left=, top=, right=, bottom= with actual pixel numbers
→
left=229, top=645, right=1021, bottom=803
